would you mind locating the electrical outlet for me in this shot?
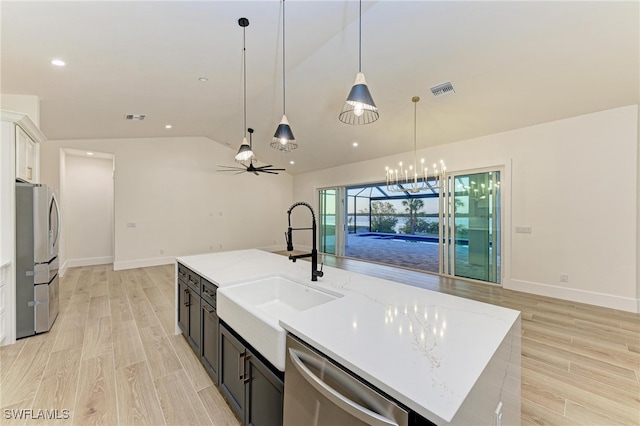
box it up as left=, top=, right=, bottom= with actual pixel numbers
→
left=515, top=226, right=532, bottom=234
left=209, top=245, right=213, bottom=251
left=560, top=273, right=569, bottom=283
left=126, top=222, right=136, bottom=228
left=160, top=249, right=164, bottom=255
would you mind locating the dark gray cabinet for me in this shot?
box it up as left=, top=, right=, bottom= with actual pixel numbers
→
left=220, top=324, right=246, bottom=420
left=201, top=278, right=219, bottom=384
left=245, top=351, right=284, bottom=426
left=177, top=263, right=201, bottom=354
left=177, top=263, right=282, bottom=425
left=177, top=280, right=189, bottom=334
left=219, top=323, right=284, bottom=426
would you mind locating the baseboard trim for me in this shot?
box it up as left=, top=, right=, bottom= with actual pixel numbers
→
left=507, top=278, right=639, bottom=313
left=66, top=256, right=114, bottom=269
left=114, top=256, right=176, bottom=271
left=59, top=260, right=68, bottom=278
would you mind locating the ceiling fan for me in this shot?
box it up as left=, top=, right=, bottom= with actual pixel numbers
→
left=217, top=128, right=286, bottom=175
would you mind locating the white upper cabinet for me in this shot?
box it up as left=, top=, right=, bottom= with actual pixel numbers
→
left=16, top=125, right=38, bottom=183
left=1, top=110, right=45, bottom=184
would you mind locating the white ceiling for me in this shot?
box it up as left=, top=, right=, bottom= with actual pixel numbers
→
left=2, top=1, right=638, bottom=175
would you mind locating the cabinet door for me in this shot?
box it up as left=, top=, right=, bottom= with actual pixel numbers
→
left=15, top=126, right=36, bottom=182
left=177, top=281, right=188, bottom=335
left=245, top=350, right=284, bottom=426
left=220, top=324, right=246, bottom=423
left=187, top=291, right=201, bottom=353
left=201, top=300, right=219, bottom=384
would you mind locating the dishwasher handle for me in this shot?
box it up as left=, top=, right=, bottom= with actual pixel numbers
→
left=288, top=348, right=399, bottom=426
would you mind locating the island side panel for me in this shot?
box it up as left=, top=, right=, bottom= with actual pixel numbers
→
left=449, top=315, right=521, bottom=425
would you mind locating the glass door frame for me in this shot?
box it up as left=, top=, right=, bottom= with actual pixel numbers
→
left=318, top=187, right=346, bottom=256
left=440, top=165, right=507, bottom=285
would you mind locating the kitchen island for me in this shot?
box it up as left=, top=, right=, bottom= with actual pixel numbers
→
left=176, top=249, right=521, bottom=425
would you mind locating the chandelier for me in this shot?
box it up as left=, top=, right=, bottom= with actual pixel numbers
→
left=385, top=96, right=446, bottom=193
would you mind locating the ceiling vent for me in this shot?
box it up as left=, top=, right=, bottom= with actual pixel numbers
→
left=430, top=82, right=455, bottom=97
left=125, top=114, right=146, bottom=121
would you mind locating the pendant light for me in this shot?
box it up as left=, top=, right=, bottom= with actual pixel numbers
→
left=339, top=0, right=379, bottom=125
left=235, top=17, right=255, bottom=164
left=271, top=0, right=297, bottom=152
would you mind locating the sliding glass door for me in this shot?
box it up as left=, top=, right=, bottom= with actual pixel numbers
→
left=318, top=168, right=501, bottom=285
left=442, top=170, right=501, bottom=283
left=319, top=188, right=345, bottom=256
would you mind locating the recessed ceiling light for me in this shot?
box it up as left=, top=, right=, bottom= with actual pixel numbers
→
left=165, top=124, right=172, bottom=129
left=289, top=161, right=295, bottom=165
left=198, top=77, right=208, bottom=82
left=352, top=142, right=359, bottom=147
left=86, top=152, right=94, bottom=156
left=51, top=59, right=66, bottom=67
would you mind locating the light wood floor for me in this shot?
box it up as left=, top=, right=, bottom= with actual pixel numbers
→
left=0, top=265, right=239, bottom=426
left=1, top=259, right=639, bottom=425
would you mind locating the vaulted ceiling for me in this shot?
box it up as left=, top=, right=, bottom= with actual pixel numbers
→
left=2, top=1, right=638, bottom=174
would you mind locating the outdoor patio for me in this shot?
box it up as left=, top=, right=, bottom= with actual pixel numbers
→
left=344, top=233, right=496, bottom=282
left=345, top=233, right=441, bottom=272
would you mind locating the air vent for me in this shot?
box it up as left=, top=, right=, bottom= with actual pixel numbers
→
left=430, top=82, right=455, bottom=97
left=125, top=114, right=147, bottom=121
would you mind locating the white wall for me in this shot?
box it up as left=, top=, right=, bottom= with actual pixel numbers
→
left=637, top=105, right=640, bottom=312
left=64, top=154, right=114, bottom=267
left=293, top=105, right=639, bottom=312
left=39, top=137, right=293, bottom=270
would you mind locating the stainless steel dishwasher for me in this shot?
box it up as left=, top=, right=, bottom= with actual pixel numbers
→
left=284, top=335, right=409, bottom=426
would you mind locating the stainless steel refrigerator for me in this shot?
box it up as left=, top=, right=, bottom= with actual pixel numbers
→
left=16, top=182, right=60, bottom=338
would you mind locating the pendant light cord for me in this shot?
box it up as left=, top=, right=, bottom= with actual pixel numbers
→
left=282, top=0, right=286, bottom=115
left=414, top=100, right=417, bottom=154
left=413, top=96, right=419, bottom=172
left=358, top=0, right=362, bottom=72
left=243, top=25, right=247, bottom=138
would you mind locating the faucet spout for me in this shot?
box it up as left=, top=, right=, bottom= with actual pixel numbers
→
left=286, top=201, right=323, bottom=281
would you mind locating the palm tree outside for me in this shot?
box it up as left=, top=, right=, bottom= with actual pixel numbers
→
left=401, top=198, right=424, bottom=234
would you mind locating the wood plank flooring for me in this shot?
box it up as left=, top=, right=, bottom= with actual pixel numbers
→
left=1, top=258, right=638, bottom=425
left=0, top=265, right=238, bottom=426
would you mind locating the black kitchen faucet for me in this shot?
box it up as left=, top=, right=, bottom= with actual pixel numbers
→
left=285, top=201, right=324, bottom=281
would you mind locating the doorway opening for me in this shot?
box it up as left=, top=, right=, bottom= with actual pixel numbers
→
left=60, top=149, right=115, bottom=271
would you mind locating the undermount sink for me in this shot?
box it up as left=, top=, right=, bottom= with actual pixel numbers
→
left=217, top=275, right=341, bottom=371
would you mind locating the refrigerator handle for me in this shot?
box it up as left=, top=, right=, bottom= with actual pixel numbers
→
left=50, top=191, right=61, bottom=253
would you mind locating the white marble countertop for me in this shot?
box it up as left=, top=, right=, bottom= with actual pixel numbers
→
left=177, top=249, right=520, bottom=424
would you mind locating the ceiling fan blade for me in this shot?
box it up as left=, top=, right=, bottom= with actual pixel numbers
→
left=260, top=170, right=279, bottom=174
left=217, top=165, right=245, bottom=171
left=255, top=165, right=286, bottom=172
